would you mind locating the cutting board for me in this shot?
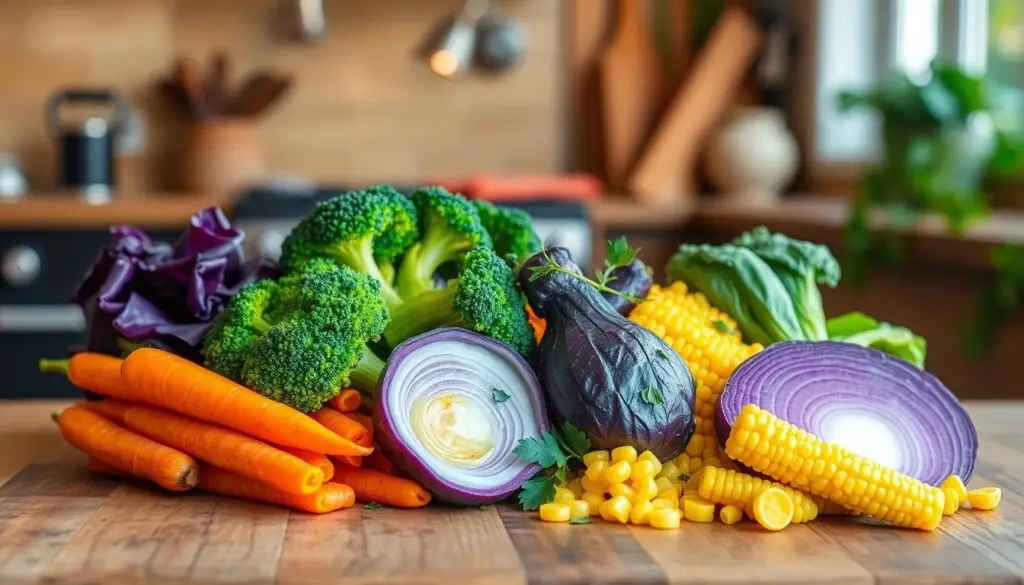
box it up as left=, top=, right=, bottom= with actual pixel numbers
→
left=600, top=0, right=665, bottom=192
left=1, top=400, right=1023, bottom=585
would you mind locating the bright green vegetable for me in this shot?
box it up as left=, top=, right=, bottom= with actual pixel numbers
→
left=826, top=311, right=927, bottom=368
left=472, top=199, right=542, bottom=266
left=666, top=243, right=805, bottom=346
left=732, top=227, right=840, bottom=340
left=384, top=246, right=535, bottom=356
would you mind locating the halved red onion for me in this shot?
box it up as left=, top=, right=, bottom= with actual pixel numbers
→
left=717, top=341, right=978, bottom=485
left=375, top=327, right=550, bottom=505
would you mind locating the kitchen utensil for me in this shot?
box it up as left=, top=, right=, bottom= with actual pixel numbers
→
left=182, top=119, right=265, bottom=193
left=279, top=0, right=327, bottom=43
left=171, top=57, right=207, bottom=119
left=473, top=7, right=527, bottom=73
left=566, top=0, right=611, bottom=178
left=45, top=88, right=129, bottom=203
left=230, top=73, right=292, bottom=118
left=204, top=51, right=231, bottom=116
left=418, top=0, right=490, bottom=80
left=600, top=0, right=665, bottom=191
left=0, top=155, right=28, bottom=200
left=628, top=7, right=763, bottom=203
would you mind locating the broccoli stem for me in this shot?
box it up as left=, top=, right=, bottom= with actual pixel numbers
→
left=349, top=345, right=387, bottom=395
left=384, top=283, right=459, bottom=345
left=39, top=358, right=70, bottom=375
left=395, top=224, right=467, bottom=298
left=331, top=238, right=404, bottom=308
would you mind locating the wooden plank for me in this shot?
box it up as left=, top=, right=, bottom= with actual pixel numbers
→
left=0, top=498, right=103, bottom=584
left=43, top=485, right=289, bottom=584
left=0, top=434, right=61, bottom=489
left=630, top=522, right=873, bottom=585
left=564, top=0, right=611, bottom=178
left=278, top=506, right=525, bottom=585
left=0, top=453, right=119, bottom=499
left=498, top=506, right=665, bottom=585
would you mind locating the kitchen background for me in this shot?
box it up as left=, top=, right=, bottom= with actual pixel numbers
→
left=1, top=0, right=1023, bottom=400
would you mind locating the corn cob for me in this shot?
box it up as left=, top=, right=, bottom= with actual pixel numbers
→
left=724, top=404, right=945, bottom=531
left=629, top=282, right=762, bottom=472
left=694, top=465, right=819, bottom=523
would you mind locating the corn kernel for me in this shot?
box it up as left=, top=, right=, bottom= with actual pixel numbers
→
left=942, top=487, right=960, bottom=515
left=630, top=499, right=654, bottom=525
left=649, top=507, right=682, bottom=529
left=609, top=483, right=636, bottom=503
left=657, top=462, right=680, bottom=481
left=720, top=504, right=743, bottom=525
left=752, top=487, right=793, bottom=531
left=567, top=478, right=584, bottom=499
left=603, top=460, right=632, bottom=485
left=637, top=450, right=663, bottom=475
left=657, top=488, right=677, bottom=502
left=581, top=476, right=606, bottom=495
left=941, top=475, right=969, bottom=502
left=581, top=492, right=605, bottom=515
left=631, top=460, right=656, bottom=482
left=612, top=446, right=639, bottom=464
left=651, top=497, right=678, bottom=510
left=670, top=480, right=683, bottom=496
left=655, top=477, right=674, bottom=494
left=585, top=460, right=608, bottom=483
left=601, top=495, right=632, bottom=523
left=553, top=487, right=575, bottom=504
left=539, top=503, right=571, bottom=522
left=583, top=450, right=610, bottom=467
left=633, top=477, right=659, bottom=502
left=967, top=487, right=1001, bottom=511
left=682, top=494, right=715, bottom=523
left=686, top=435, right=705, bottom=457
left=569, top=499, right=591, bottom=519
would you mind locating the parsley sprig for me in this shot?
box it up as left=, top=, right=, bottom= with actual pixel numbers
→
left=513, top=422, right=591, bottom=511
left=526, top=238, right=644, bottom=304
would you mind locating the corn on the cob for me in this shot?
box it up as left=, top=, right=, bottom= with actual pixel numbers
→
left=629, top=282, right=763, bottom=473
left=694, top=465, right=819, bottom=523
left=724, top=404, right=945, bottom=531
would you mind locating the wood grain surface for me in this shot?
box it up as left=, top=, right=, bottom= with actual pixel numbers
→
left=0, top=400, right=1021, bottom=585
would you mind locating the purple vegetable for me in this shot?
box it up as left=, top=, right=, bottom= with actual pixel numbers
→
left=602, top=258, right=653, bottom=315
left=375, top=327, right=550, bottom=505
left=72, top=207, right=277, bottom=361
left=717, top=340, right=978, bottom=485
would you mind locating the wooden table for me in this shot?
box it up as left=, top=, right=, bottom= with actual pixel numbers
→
left=1, top=400, right=1021, bottom=585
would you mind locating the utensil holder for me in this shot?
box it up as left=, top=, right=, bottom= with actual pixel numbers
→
left=182, top=119, right=265, bottom=193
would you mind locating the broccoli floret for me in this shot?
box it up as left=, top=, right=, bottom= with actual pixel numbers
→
left=201, top=279, right=280, bottom=381
left=472, top=199, right=542, bottom=266
left=279, top=185, right=418, bottom=309
left=385, top=245, right=535, bottom=356
left=394, top=187, right=492, bottom=298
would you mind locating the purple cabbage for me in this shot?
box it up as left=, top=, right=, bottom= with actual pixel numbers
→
left=72, top=207, right=278, bottom=361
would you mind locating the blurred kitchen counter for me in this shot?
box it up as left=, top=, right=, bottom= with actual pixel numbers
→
left=0, top=192, right=236, bottom=230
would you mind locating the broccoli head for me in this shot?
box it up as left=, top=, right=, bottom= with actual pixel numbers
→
left=201, top=279, right=280, bottom=382
left=394, top=186, right=492, bottom=298
left=278, top=185, right=419, bottom=308
left=472, top=199, right=542, bottom=266
left=385, top=245, right=535, bottom=356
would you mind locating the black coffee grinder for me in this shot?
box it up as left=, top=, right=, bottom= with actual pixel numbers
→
left=46, top=88, right=128, bottom=204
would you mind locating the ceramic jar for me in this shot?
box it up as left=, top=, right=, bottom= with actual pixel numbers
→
left=705, top=106, right=799, bottom=201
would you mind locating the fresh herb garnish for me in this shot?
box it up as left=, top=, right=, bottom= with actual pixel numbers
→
left=712, top=319, right=738, bottom=336
left=479, top=505, right=492, bottom=511
left=513, top=422, right=592, bottom=511
left=492, top=388, right=511, bottom=403
left=365, top=501, right=384, bottom=510
left=641, top=386, right=664, bottom=406
left=595, top=236, right=641, bottom=287
left=527, top=248, right=643, bottom=304
left=679, top=473, right=690, bottom=482
left=569, top=517, right=592, bottom=525
left=655, top=348, right=670, bottom=360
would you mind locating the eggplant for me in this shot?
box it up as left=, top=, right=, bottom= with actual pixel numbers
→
left=601, top=258, right=654, bottom=315
left=519, top=247, right=696, bottom=461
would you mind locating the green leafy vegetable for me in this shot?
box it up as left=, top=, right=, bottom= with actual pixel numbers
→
left=517, top=475, right=557, bottom=511
left=595, top=237, right=641, bottom=287
left=711, top=319, right=737, bottom=336
left=553, top=422, right=591, bottom=460
left=365, top=501, right=385, bottom=510
left=479, top=505, right=492, bottom=511
left=678, top=473, right=690, bottom=482
left=512, top=433, right=566, bottom=469
left=528, top=249, right=644, bottom=304
left=826, top=312, right=927, bottom=368
left=491, top=388, right=511, bottom=403
left=654, top=348, right=670, bottom=360
left=569, top=517, right=592, bottom=525
left=641, top=387, right=664, bottom=406
left=514, top=422, right=591, bottom=510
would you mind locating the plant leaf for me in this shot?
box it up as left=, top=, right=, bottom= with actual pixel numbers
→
left=711, top=319, right=737, bottom=335
left=365, top=501, right=384, bottom=510
left=606, top=236, right=640, bottom=267
left=655, top=348, right=670, bottom=359
left=641, top=386, right=664, bottom=406
left=513, top=433, right=567, bottom=469
left=554, top=466, right=568, bottom=484
left=569, top=517, right=592, bottom=525
left=553, top=422, right=591, bottom=460
left=492, top=388, right=511, bottom=403
left=518, top=475, right=557, bottom=511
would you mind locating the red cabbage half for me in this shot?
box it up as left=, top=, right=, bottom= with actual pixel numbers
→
left=717, top=341, right=978, bottom=485
left=72, top=207, right=277, bottom=361
left=375, top=327, right=550, bottom=505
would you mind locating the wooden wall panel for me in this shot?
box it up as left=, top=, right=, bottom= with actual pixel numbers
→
left=0, top=0, right=564, bottom=194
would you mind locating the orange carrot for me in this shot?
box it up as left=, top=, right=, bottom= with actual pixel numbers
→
left=40, top=353, right=130, bottom=397
left=334, top=455, right=364, bottom=468
left=114, top=402, right=324, bottom=495
left=526, top=305, right=546, bottom=343
left=199, top=465, right=355, bottom=514
left=349, top=412, right=375, bottom=442
left=280, top=447, right=335, bottom=482
left=311, top=408, right=372, bottom=448
left=78, top=398, right=133, bottom=423
left=57, top=406, right=198, bottom=491
left=329, top=389, right=362, bottom=413
left=119, top=348, right=371, bottom=456
left=365, top=450, right=407, bottom=478
left=333, top=465, right=431, bottom=508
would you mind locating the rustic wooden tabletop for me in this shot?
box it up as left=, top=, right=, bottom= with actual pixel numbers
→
left=1, top=400, right=1021, bottom=585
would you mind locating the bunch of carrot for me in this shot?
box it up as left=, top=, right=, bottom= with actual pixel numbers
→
left=44, top=348, right=431, bottom=513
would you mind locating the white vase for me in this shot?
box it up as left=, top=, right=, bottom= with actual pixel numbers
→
left=704, top=106, right=799, bottom=201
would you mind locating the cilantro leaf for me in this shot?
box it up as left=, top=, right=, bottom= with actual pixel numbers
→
left=606, top=236, right=639, bottom=267
left=492, top=388, right=511, bottom=403
left=518, top=475, right=557, bottom=511
left=641, top=386, right=664, bottom=406
left=513, top=433, right=567, bottom=469
left=655, top=348, right=670, bottom=360
left=554, top=466, right=568, bottom=484
left=712, top=319, right=738, bottom=335
left=364, top=501, right=384, bottom=510
left=569, top=517, right=592, bottom=525
left=679, top=473, right=690, bottom=482
left=553, top=422, right=590, bottom=460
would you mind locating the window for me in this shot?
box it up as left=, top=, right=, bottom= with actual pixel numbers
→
left=806, top=0, right=1024, bottom=184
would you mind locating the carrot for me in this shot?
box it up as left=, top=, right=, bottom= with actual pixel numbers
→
left=310, top=408, right=372, bottom=448
left=365, top=450, right=407, bottom=478
left=332, top=465, right=431, bottom=508
left=57, top=406, right=198, bottom=491
left=329, top=389, right=362, bottom=413
left=40, top=353, right=130, bottom=397
left=119, top=348, right=371, bottom=456
left=113, top=402, right=324, bottom=495
left=334, top=455, right=364, bottom=468
left=280, top=447, right=335, bottom=482
left=349, top=412, right=375, bottom=442
left=199, top=465, right=355, bottom=514
left=78, top=398, right=133, bottom=423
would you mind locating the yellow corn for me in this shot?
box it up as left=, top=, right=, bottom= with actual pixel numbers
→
left=941, top=475, right=969, bottom=502
left=654, top=477, right=674, bottom=494
left=649, top=507, right=682, bottom=529
left=603, top=460, right=632, bottom=485
left=581, top=476, right=606, bottom=495
left=600, top=495, right=631, bottom=523
left=968, top=487, right=1001, bottom=510
left=581, top=492, right=605, bottom=515
left=553, top=487, right=575, bottom=504
left=567, top=478, right=584, bottom=499
left=720, top=504, right=744, bottom=525
left=583, top=450, right=610, bottom=466
left=695, top=465, right=819, bottom=523
left=609, top=483, right=636, bottom=503
left=585, top=460, right=609, bottom=483
left=751, top=487, right=794, bottom=531
left=631, top=460, right=656, bottom=482
left=633, top=477, right=659, bottom=502
left=942, top=488, right=960, bottom=515
left=539, top=503, right=571, bottom=522
left=611, top=446, right=638, bottom=463
left=725, top=404, right=945, bottom=531
left=681, top=494, right=715, bottom=523
left=657, top=488, right=678, bottom=502
left=652, top=497, right=678, bottom=509
left=630, top=499, right=654, bottom=525
left=637, top=450, right=663, bottom=475
left=629, top=282, right=763, bottom=473
left=569, top=499, right=591, bottom=519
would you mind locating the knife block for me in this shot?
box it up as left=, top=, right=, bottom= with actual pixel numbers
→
left=182, top=119, right=265, bottom=193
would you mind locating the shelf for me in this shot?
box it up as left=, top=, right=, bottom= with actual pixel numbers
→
left=587, top=196, right=695, bottom=230
left=0, top=192, right=235, bottom=230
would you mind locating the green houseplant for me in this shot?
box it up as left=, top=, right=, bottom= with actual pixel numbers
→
left=838, top=60, right=1024, bottom=355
